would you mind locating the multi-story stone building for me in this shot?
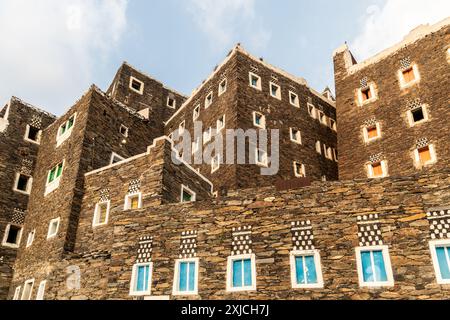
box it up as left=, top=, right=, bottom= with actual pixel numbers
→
left=334, top=17, right=450, bottom=180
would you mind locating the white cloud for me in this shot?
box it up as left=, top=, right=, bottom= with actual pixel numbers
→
left=187, top=0, right=271, bottom=52
left=0, top=0, right=128, bottom=115
left=351, top=0, right=450, bottom=61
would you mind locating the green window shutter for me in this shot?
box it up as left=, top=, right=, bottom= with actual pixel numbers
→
left=67, top=117, right=74, bottom=129
left=60, top=124, right=66, bottom=136
left=48, top=168, right=56, bottom=183
left=56, top=163, right=63, bottom=178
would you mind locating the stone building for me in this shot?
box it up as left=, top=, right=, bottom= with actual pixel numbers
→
left=334, top=17, right=450, bottom=180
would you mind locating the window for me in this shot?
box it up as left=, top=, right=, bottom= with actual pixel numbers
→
left=357, top=84, right=377, bottom=106
left=179, top=121, right=185, bottom=135
left=24, top=125, right=41, bottom=144
left=269, top=82, right=281, bottom=100
left=203, top=127, right=212, bottom=144
left=249, top=72, right=262, bottom=90
left=407, top=105, right=429, bottom=127
left=93, top=201, right=110, bottom=227
left=47, top=218, right=60, bottom=239
left=293, top=162, right=306, bottom=178
left=414, top=144, right=437, bottom=168
left=173, top=258, right=199, bottom=295
left=253, top=112, right=266, bottom=129
left=307, top=103, right=316, bottom=119
left=368, top=161, right=388, bottom=179
left=205, top=92, right=213, bottom=109
left=193, top=105, right=200, bottom=121
left=290, top=250, right=324, bottom=289
left=129, top=76, right=144, bottom=95
left=26, top=229, right=36, bottom=248
left=330, top=119, right=337, bottom=131
left=13, top=286, right=21, bottom=300
left=181, top=185, right=196, bottom=203
left=226, top=254, right=256, bottom=292
left=399, top=64, right=420, bottom=88
left=120, top=125, right=129, bottom=137
left=211, top=154, right=221, bottom=174
left=290, top=128, right=302, bottom=144
left=13, top=173, right=32, bottom=194
left=56, top=114, right=76, bottom=147
left=36, top=280, right=47, bottom=300
left=130, top=263, right=153, bottom=296
left=325, top=147, right=333, bottom=160
left=363, top=123, right=381, bottom=142
left=217, top=115, right=225, bottom=132
left=318, top=111, right=328, bottom=126
left=429, top=240, right=450, bottom=284
left=289, top=91, right=299, bottom=107
left=124, top=193, right=142, bottom=210
left=21, top=279, right=35, bottom=300
left=110, top=152, right=125, bottom=165
left=355, top=246, right=394, bottom=287
left=45, top=161, right=64, bottom=196
left=2, top=224, right=22, bottom=248
left=255, top=149, right=268, bottom=167
left=219, top=79, right=227, bottom=96
left=167, top=97, right=176, bottom=109
left=315, top=141, right=322, bottom=154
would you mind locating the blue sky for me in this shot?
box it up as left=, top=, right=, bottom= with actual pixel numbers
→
left=0, top=0, right=448, bottom=115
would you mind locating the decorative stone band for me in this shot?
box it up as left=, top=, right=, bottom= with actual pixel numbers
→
left=427, top=208, right=450, bottom=240
left=11, top=208, right=26, bottom=226
left=270, top=75, right=279, bottom=83
left=291, top=221, right=315, bottom=251
left=369, top=153, right=383, bottom=164
left=128, top=179, right=141, bottom=195
left=219, top=72, right=228, bottom=81
left=99, top=189, right=111, bottom=203
left=400, top=57, right=412, bottom=70
left=30, top=114, right=43, bottom=129
left=20, top=159, right=33, bottom=176
left=231, top=226, right=252, bottom=256
left=250, top=65, right=259, bottom=72
left=357, top=214, right=384, bottom=247
left=416, top=138, right=430, bottom=149
left=363, top=117, right=378, bottom=127
left=360, top=76, right=369, bottom=89
left=179, top=231, right=198, bottom=259
left=136, top=236, right=153, bottom=264
left=407, top=98, right=422, bottom=110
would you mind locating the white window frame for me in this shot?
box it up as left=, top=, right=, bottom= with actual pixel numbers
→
left=13, top=286, right=21, bottom=300
left=21, top=279, right=35, bottom=300
left=289, top=128, right=302, bottom=145
left=110, top=152, right=125, bottom=165
left=217, top=115, right=226, bottom=133
left=26, top=229, right=36, bottom=248
left=256, top=148, right=268, bottom=167
left=363, top=123, right=382, bottom=143
left=333, top=148, right=338, bottom=162
left=211, top=154, right=221, bottom=174
left=293, top=162, right=306, bottom=178
left=315, top=141, right=322, bottom=154
left=289, top=91, right=300, bottom=108
left=13, top=172, right=33, bottom=195
left=407, top=105, right=429, bottom=127
left=357, top=83, right=378, bottom=106
left=124, top=192, right=143, bottom=211
left=398, top=64, right=421, bottom=89
left=429, top=239, right=450, bottom=285
left=218, top=78, right=227, bottom=96
left=307, top=103, right=317, bottom=119
left=367, top=160, right=389, bottom=179
left=36, top=280, right=47, bottom=300
left=47, top=217, right=61, bottom=240
left=318, top=111, right=328, bottom=126
left=181, top=185, right=196, bottom=203
left=205, top=91, right=213, bottom=109
left=193, top=104, right=201, bottom=121
left=93, top=200, right=111, bottom=227
left=24, top=124, right=42, bottom=144
left=253, top=112, right=266, bottom=129
left=413, top=144, right=437, bottom=168
left=355, top=245, right=394, bottom=288
left=249, top=72, right=262, bottom=91
left=330, top=119, right=337, bottom=132
left=56, top=113, right=77, bottom=147
left=167, top=96, right=176, bottom=109
left=2, top=224, right=23, bottom=248
left=120, top=124, right=129, bottom=137
left=129, top=262, right=153, bottom=296
left=129, top=76, right=144, bottom=95
left=325, top=147, right=333, bottom=160
left=172, top=258, right=199, bottom=296
left=226, top=253, right=257, bottom=292
left=290, top=250, right=324, bottom=289
left=269, top=82, right=281, bottom=100
left=45, top=160, right=65, bottom=196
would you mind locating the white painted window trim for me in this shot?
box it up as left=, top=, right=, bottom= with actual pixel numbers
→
left=181, top=185, right=197, bottom=203
left=24, top=124, right=42, bottom=144
left=211, top=154, right=221, bottom=174
left=226, top=253, right=257, bottom=292
left=367, top=160, right=389, bottom=179
left=414, top=144, right=437, bottom=169
left=129, top=76, right=144, bottom=95
left=193, top=104, right=201, bottom=121
left=217, top=115, right=226, bottom=133
left=293, top=162, right=306, bottom=178
left=13, top=286, right=21, bottom=300
left=167, top=96, right=177, bottom=109
left=129, top=262, right=153, bottom=296
left=45, top=160, right=65, bottom=196
left=172, top=257, right=199, bottom=296
left=315, top=141, right=322, bottom=154
left=398, top=63, right=421, bottom=89
left=205, top=91, right=213, bottom=109
left=307, top=103, right=317, bottom=119
left=269, top=82, right=282, bottom=100
left=124, top=192, right=143, bottom=210
left=333, top=148, right=338, bottom=162
left=407, top=105, right=430, bottom=127
left=318, top=111, right=328, bottom=126
left=289, top=128, right=302, bottom=145
left=325, top=147, right=333, bottom=160
left=290, top=250, right=324, bottom=289
left=357, top=83, right=378, bottom=106
left=93, top=200, right=111, bottom=227
left=249, top=72, right=262, bottom=91
left=13, top=172, right=33, bottom=195
left=26, top=229, right=36, bottom=248
left=36, top=280, right=47, bottom=300
left=330, top=119, right=337, bottom=132
left=120, top=124, right=129, bottom=137
left=363, top=123, right=382, bottom=143
left=218, top=78, right=227, bottom=96
left=429, top=239, right=450, bottom=285
left=355, top=245, right=395, bottom=288
left=1, top=224, right=23, bottom=248
left=47, top=217, right=61, bottom=240
left=253, top=111, right=266, bottom=129
left=56, top=113, right=77, bottom=147
left=289, top=91, right=300, bottom=108
left=110, top=152, right=125, bottom=165
left=256, top=148, right=268, bottom=167
left=21, top=279, right=35, bottom=300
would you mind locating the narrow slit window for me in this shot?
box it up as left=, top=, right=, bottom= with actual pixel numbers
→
left=193, top=105, right=200, bottom=121
left=308, top=103, right=316, bottom=119
left=219, top=79, right=227, bottom=96
left=211, top=154, right=221, bottom=173
left=217, top=115, right=225, bottom=132
left=205, top=92, right=213, bottom=109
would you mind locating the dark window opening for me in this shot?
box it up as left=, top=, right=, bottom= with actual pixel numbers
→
left=131, top=80, right=142, bottom=92
left=17, top=175, right=30, bottom=192
left=6, top=225, right=21, bottom=244
left=27, top=126, right=40, bottom=141
left=361, top=87, right=372, bottom=101
left=412, top=108, right=425, bottom=123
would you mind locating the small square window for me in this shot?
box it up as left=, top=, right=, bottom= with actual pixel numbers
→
left=25, top=125, right=41, bottom=144
left=368, top=161, right=387, bottom=179
left=120, top=125, right=129, bottom=137
left=364, top=124, right=380, bottom=142
left=130, top=263, right=153, bottom=296
left=181, top=185, right=196, bottom=203
left=217, top=115, right=225, bottom=132
left=355, top=246, right=394, bottom=287
left=21, top=279, right=34, bottom=300
left=361, top=87, right=372, bottom=101
left=36, top=280, right=47, bottom=300
left=129, top=77, right=144, bottom=95
left=430, top=240, right=450, bottom=284
left=253, top=112, right=266, bottom=129
left=399, top=64, right=420, bottom=88
left=408, top=106, right=429, bottom=127
left=415, top=144, right=437, bottom=168
left=226, top=254, right=256, bottom=292
left=167, top=97, right=176, bottom=109
left=357, top=84, right=377, bottom=106
left=2, top=224, right=22, bottom=248
left=14, top=173, right=32, bottom=194
left=93, top=201, right=110, bottom=227
left=205, top=92, right=213, bottom=109
left=47, top=218, right=60, bottom=239
left=125, top=193, right=142, bottom=210
left=26, top=229, right=36, bottom=248
left=293, top=162, right=306, bottom=178
left=173, top=258, right=199, bottom=296
left=308, top=103, right=316, bottom=119
left=211, top=154, right=221, bottom=174
left=256, top=149, right=268, bottom=167
left=269, top=82, right=281, bottom=100
left=290, top=128, right=302, bottom=144
left=193, top=105, right=200, bottom=121
left=402, top=68, right=415, bottom=83
left=290, top=250, right=324, bottom=289
left=219, top=79, right=227, bottom=96
left=289, top=91, right=299, bottom=107
left=249, top=72, right=262, bottom=90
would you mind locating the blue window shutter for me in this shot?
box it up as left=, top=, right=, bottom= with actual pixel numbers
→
left=305, top=255, right=318, bottom=284
left=243, top=259, right=252, bottom=286
left=136, top=266, right=146, bottom=292
left=372, top=251, right=388, bottom=282
left=295, top=256, right=305, bottom=284
left=233, top=260, right=243, bottom=287
left=188, top=262, right=196, bottom=291
left=179, top=262, right=188, bottom=292
left=361, top=251, right=374, bottom=282
left=436, top=247, right=450, bottom=279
